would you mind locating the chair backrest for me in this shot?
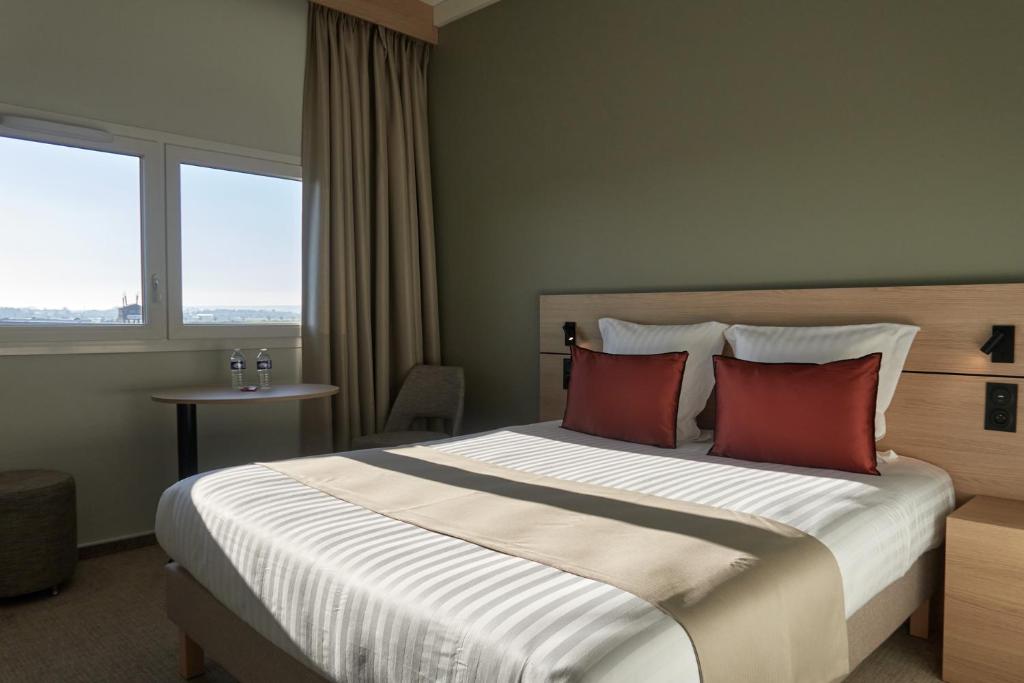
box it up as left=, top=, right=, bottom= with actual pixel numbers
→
left=384, top=365, right=465, bottom=436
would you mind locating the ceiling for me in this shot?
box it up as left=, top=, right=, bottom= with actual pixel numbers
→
left=420, top=0, right=502, bottom=26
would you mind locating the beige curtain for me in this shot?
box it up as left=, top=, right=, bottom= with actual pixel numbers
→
left=301, top=4, right=441, bottom=454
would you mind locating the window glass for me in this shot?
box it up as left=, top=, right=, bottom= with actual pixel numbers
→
left=0, top=136, right=143, bottom=325
left=179, top=164, right=301, bottom=325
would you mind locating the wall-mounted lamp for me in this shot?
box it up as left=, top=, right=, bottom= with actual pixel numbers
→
left=981, top=325, right=1015, bottom=363
left=563, top=322, right=577, bottom=347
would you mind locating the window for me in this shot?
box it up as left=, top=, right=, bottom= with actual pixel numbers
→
left=0, top=121, right=165, bottom=345
left=0, top=110, right=301, bottom=353
left=180, top=164, right=302, bottom=326
left=0, top=136, right=143, bottom=325
left=167, top=146, right=302, bottom=339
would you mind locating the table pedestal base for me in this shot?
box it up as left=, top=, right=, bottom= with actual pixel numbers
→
left=176, top=404, right=198, bottom=480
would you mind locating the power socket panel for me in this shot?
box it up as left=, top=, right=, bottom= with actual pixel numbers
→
left=984, top=382, right=1017, bottom=432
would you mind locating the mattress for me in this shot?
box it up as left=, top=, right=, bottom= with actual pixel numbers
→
left=155, top=421, right=955, bottom=683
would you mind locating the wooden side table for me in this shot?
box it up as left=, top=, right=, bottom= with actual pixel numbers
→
left=152, top=384, right=339, bottom=480
left=943, top=495, right=1024, bottom=683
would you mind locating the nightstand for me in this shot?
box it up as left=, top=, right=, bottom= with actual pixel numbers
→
left=943, top=495, right=1024, bottom=683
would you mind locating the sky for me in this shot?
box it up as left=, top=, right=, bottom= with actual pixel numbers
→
left=0, top=136, right=301, bottom=311
left=181, top=163, right=301, bottom=309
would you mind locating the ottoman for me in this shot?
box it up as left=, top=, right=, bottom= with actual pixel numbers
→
left=0, top=470, right=77, bottom=597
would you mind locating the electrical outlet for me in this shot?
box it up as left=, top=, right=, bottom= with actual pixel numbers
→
left=984, top=382, right=1017, bottom=432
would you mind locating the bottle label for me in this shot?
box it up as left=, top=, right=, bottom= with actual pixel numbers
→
left=257, top=360, right=272, bottom=370
left=231, top=360, right=246, bottom=370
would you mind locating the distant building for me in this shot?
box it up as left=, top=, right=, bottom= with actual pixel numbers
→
left=118, top=302, right=142, bottom=324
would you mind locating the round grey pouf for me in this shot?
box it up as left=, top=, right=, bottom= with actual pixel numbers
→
left=0, top=470, right=77, bottom=598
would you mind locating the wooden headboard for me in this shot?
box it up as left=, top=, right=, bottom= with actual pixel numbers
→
left=539, top=283, right=1024, bottom=502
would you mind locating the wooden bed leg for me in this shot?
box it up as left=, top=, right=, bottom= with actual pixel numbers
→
left=909, top=597, right=930, bottom=639
left=178, top=629, right=205, bottom=679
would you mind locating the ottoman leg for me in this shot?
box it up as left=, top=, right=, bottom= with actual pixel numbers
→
left=178, top=629, right=205, bottom=679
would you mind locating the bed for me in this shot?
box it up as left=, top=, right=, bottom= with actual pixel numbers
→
left=158, top=283, right=1024, bottom=682
left=157, top=421, right=953, bottom=682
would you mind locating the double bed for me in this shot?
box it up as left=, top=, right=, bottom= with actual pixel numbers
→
left=157, top=283, right=1024, bottom=682
left=157, top=421, right=953, bottom=682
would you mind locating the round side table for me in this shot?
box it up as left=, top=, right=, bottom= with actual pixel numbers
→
left=152, top=384, right=339, bottom=480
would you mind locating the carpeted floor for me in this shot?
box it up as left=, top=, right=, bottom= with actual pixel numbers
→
left=0, top=545, right=943, bottom=682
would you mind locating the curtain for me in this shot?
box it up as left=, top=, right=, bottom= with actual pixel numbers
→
left=301, top=4, right=441, bottom=453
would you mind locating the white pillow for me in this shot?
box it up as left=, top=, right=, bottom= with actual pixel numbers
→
left=599, top=318, right=729, bottom=443
left=724, top=323, right=919, bottom=440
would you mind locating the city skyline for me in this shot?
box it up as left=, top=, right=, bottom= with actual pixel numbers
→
left=0, top=304, right=301, bottom=325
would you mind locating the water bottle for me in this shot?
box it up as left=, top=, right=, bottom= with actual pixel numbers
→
left=256, top=349, right=272, bottom=389
left=229, top=349, right=246, bottom=389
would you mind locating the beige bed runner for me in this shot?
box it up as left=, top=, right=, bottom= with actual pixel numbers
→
left=263, top=446, right=848, bottom=683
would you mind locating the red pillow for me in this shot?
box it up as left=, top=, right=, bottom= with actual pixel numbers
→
left=709, top=353, right=882, bottom=475
left=562, top=345, right=688, bottom=448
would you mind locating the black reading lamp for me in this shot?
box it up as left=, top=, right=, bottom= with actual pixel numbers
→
left=562, top=322, right=576, bottom=347
left=562, top=322, right=576, bottom=389
left=980, top=325, right=1015, bottom=363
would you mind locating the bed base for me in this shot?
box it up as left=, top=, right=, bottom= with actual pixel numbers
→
left=166, top=547, right=941, bottom=682
left=909, top=597, right=931, bottom=639
left=178, top=631, right=204, bottom=679
left=165, top=562, right=328, bottom=682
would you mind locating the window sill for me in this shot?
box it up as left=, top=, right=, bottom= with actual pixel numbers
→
left=0, top=336, right=301, bottom=357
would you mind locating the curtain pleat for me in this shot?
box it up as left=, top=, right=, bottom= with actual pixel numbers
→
left=301, top=4, right=441, bottom=453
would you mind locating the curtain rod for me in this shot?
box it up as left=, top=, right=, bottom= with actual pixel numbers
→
left=311, top=0, right=439, bottom=45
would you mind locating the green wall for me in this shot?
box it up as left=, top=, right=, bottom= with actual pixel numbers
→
left=429, top=0, right=1024, bottom=432
left=0, top=350, right=302, bottom=544
left=0, top=0, right=305, bottom=155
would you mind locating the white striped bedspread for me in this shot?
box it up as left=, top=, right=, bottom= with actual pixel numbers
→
left=155, top=421, right=954, bottom=683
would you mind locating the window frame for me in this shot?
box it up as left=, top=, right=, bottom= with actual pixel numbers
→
left=0, top=103, right=303, bottom=356
left=165, top=145, right=303, bottom=341
left=0, top=124, right=168, bottom=345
